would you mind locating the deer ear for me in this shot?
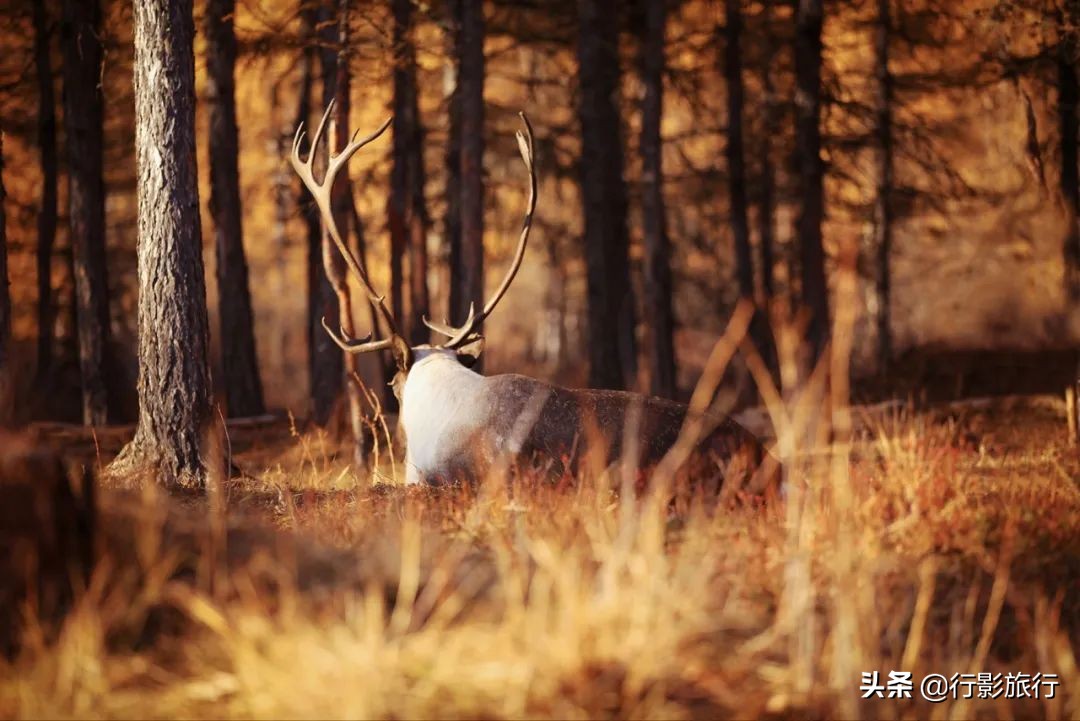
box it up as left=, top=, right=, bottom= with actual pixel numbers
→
left=455, top=337, right=485, bottom=367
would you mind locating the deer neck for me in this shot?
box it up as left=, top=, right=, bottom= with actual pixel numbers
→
left=399, top=350, right=487, bottom=483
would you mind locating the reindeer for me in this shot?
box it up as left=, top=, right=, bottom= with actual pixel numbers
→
left=291, top=103, right=772, bottom=489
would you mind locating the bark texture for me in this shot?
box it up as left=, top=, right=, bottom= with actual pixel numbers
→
left=444, top=0, right=463, bottom=327
left=309, top=0, right=344, bottom=425
left=0, top=132, right=11, bottom=425
left=291, top=4, right=331, bottom=419
left=326, top=0, right=370, bottom=467
left=874, top=0, right=895, bottom=370
left=758, top=0, right=777, bottom=306
left=61, top=0, right=114, bottom=425
left=206, top=0, right=265, bottom=417
left=390, top=0, right=430, bottom=347
left=457, top=0, right=486, bottom=370
left=725, top=0, right=772, bottom=377
left=639, top=0, right=676, bottom=399
left=795, top=0, right=829, bottom=363
left=1061, top=10, right=1079, bottom=300
left=726, top=0, right=752, bottom=305
left=577, top=0, right=637, bottom=390
left=32, top=0, right=58, bottom=380
left=116, top=0, right=215, bottom=490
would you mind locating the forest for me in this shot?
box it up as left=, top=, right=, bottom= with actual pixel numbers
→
left=0, top=0, right=1078, bottom=718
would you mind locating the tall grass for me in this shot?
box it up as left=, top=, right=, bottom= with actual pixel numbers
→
left=2, top=257, right=1078, bottom=719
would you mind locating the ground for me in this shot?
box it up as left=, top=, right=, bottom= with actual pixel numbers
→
left=1, top=397, right=1078, bottom=719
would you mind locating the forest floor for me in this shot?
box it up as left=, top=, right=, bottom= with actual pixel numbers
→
left=2, top=397, right=1079, bottom=719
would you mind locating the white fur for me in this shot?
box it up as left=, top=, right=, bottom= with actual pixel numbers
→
left=399, top=349, right=488, bottom=484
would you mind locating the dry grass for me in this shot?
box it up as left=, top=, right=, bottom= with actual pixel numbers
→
left=1, top=395, right=1078, bottom=720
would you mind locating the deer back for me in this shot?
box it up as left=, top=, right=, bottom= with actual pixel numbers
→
left=399, top=353, right=767, bottom=486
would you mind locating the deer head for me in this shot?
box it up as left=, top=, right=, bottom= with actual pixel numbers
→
left=290, top=101, right=536, bottom=397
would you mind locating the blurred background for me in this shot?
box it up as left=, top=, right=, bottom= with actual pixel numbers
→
left=0, top=0, right=1077, bottom=423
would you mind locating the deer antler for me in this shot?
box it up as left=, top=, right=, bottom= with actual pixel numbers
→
left=425, top=112, right=537, bottom=349
left=291, top=101, right=411, bottom=367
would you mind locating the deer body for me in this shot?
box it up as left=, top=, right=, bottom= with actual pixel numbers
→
left=290, top=105, right=770, bottom=490
left=399, top=348, right=765, bottom=486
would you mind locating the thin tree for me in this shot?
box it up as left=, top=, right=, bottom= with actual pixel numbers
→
left=206, top=0, right=265, bottom=417
left=1061, top=5, right=1080, bottom=444
left=1060, top=5, right=1079, bottom=300
left=725, top=0, right=771, bottom=363
left=32, top=0, right=58, bottom=382
left=794, top=0, right=829, bottom=363
left=290, top=2, right=332, bottom=420
left=755, top=0, right=780, bottom=381
left=444, top=0, right=463, bottom=326
left=874, top=0, right=895, bottom=372
left=0, top=130, right=11, bottom=425
left=639, top=0, right=676, bottom=398
left=577, top=0, right=637, bottom=390
left=758, top=0, right=777, bottom=308
left=457, top=0, right=485, bottom=369
left=325, top=0, right=370, bottom=466
left=270, top=82, right=291, bottom=372
left=309, top=0, right=344, bottom=425
left=390, top=0, right=430, bottom=346
left=112, top=0, right=216, bottom=490
left=61, top=0, right=114, bottom=425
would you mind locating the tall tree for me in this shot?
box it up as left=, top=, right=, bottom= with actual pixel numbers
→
left=457, top=0, right=486, bottom=370
left=874, top=0, right=895, bottom=371
left=32, top=0, right=58, bottom=382
left=1060, top=5, right=1079, bottom=300
left=1061, top=5, right=1080, bottom=445
left=794, top=0, right=829, bottom=363
left=758, top=0, right=777, bottom=308
left=309, top=0, right=344, bottom=425
left=0, top=131, right=11, bottom=425
left=326, top=0, right=370, bottom=466
left=61, top=0, right=114, bottom=425
left=113, top=0, right=215, bottom=490
left=577, top=0, right=637, bottom=390
left=444, top=0, right=463, bottom=331
left=725, top=0, right=769, bottom=357
left=291, top=3, right=333, bottom=420
left=390, top=0, right=430, bottom=347
left=638, top=0, right=676, bottom=398
left=206, top=0, right=265, bottom=417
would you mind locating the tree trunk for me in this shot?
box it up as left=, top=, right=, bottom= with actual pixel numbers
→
left=724, top=0, right=772, bottom=369
left=206, top=0, right=265, bottom=418
left=114, top=0, right=215, bottom=491
left=795, top=0, right=829, bottom=363
left=270, top=83, right=291, bottom=374
left=32, top=0, right=58, bottom=382
left=292, top=4, right=326, bottom=417
left=577, top=0, right=636, bottom=390
left=309, top=0, right=344, bottom=426
left=390, top=0, right=430, bottom=347
left=457, top=0, right=485, bottom=371
left=639, top=0, right=676, bottom=399
left=874, top=0, right=895, bottom=372
left=1062, top=9, right=1080, bottom=445
left=1061, top=12, right=1079, bottom=301
left=0, top=131, right=11, bottom=425
left=61, top=0, right=114, bottom=426
left=760, top=0, right=777, bottom=306
left=326, top=0, right=370, bottom=467
left=444, top=0, right=464, bottom=329
left=757, top=0, right=779, bottom=378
